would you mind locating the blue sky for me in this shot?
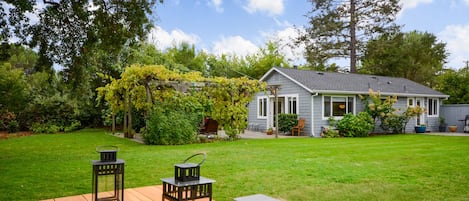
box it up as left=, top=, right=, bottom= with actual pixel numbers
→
left=149, top=0, right=469, bottom=69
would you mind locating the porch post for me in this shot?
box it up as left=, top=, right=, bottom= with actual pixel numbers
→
left=268, top=84, right=281, bottom=138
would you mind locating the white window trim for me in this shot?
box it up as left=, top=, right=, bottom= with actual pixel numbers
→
left=322, top=95, right=355, bottom=120
left=407, top=97, right=415, bottom=107
left=427, top=98, right=439, bottom=117
left=284, top=94, right=299, bottom=115
left=257, top=96, right=268, bottom=119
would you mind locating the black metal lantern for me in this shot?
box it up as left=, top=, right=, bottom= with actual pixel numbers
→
left=162, top=153, right=215, bottom=201
left=92, top=146, right=124, bottom=201
left=174, top=153, right=206, bottom=182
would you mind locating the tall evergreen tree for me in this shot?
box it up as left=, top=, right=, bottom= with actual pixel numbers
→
left=299, top=0, right=401, bottom=73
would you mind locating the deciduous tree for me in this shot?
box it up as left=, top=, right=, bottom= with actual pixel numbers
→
left=361, top=31, right=448, bottom=87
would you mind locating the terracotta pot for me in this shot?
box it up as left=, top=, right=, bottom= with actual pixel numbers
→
left=448, top=125, right=458, bottom=132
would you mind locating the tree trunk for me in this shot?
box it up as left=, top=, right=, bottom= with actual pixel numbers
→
left=128, top=95, right=133, bottom=138
left=144, top=81, right=153, bottom=118
left=123, top=93, right=128, bottom=138
left=112, top=112, right=116, bottom=134
left=349, top=0, right=357, bottom=73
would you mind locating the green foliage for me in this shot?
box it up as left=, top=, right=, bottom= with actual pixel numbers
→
left=322, top=128, right=340, bottom=138
left=361, top=31, right=448, bottom=87
left=243, top=41, right=290, bottom=79
left=436, top=68, right=469, bottom=104
left=99, top=65, right=264, bottom=140
left=206, top=76, right=265, bottom=139
left=0, top=63, right=29, bottom=113
left=337, top=112, right=374, bottom=137
left=143, top=108, right=198, bottom=145
left=328, top=116, right=336, bottom=126
left=380, top=114, right=407, bottom=134
left=359, top=89, right=398, bottom=132
left=7, top=120, right=19, bottom=133
left=0, top=111, right=16, bottom=131
left=23, top=94, right=78, bottom=130
left=64, top=120, right=82, bottom=133
left=31, top=123, right=61, bottom=134
left=360, top=89, right=426, bottom=134
left=300, top=0, right=401, bottom=72
left=278, top=113, right=298, bottom=133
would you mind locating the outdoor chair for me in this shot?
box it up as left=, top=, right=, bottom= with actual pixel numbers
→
left=199, top=118, right=218, bottom=135
left=291, top=118, right=305, bottom=136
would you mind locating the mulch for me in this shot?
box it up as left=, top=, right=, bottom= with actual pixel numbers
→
left=0, top=131, right=32, bottom=140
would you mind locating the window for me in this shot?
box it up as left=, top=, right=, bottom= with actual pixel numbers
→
left=407, top=98, right=415, bottom=107
left=258, top=97, right=267, bottom=118
left=428, top=98, right=438, bottom=116
left=287, top=96, right=298, bottom=114
left=323, top=96, right=354, bottom=117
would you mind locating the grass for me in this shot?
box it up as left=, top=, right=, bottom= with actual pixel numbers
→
left=1, top=129, right=469, bottom=201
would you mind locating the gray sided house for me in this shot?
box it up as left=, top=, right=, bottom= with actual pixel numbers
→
left=247, top=67, right=449, bottom=136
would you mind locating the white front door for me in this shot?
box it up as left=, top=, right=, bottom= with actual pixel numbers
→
left=268, top=97, right=285, bottom=130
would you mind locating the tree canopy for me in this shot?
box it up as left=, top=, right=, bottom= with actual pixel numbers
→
left=361, top=31, right=448, bottom=87
left=299, top=0, right=401, bottom=72
left=436, top=68, right=469, bottom=104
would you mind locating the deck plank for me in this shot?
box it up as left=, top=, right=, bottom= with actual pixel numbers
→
left=41, top=185, right=214, bottom=201
left=42, top=185, right=214, bottom=201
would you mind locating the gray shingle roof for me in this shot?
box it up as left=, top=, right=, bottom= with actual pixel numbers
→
left=264, top=67, right=447, bottom=97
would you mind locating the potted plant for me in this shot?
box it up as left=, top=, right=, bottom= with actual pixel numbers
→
left=266, top=127, right=273, bottom=135
left=415, top=124, right=426, bottom=133
left=448, top=125, right=458, bottom=132
left=438, top=117, right=447, bottom=132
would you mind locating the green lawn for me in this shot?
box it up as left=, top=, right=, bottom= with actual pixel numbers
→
left=1, top=129, right=469, bottom=201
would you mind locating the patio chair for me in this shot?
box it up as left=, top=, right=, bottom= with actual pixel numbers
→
left=291, top=118, right=305, bottom=136
left=199, top=118, right=218, bottom=135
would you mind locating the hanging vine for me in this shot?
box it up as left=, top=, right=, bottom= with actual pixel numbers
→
left=97, top=65, right=265, bottom=140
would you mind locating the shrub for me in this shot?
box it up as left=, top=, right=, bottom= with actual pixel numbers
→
left=0, top=111, right=16, bottom=131
left=322, top=128, right=340, bottom=138
left=64, top=120, right=82, bottom=132
left=278, top=113, right=298, bottom=134
left=381, top=114, right=407, bottom=134
left=143, top=109, right=199, bottom=145
left=337, top=112, right=374, bottom=137
left=31, top=123, right=61, bottom=134
left=7, top=120, right=19, bottom=133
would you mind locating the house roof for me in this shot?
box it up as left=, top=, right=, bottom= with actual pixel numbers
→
left=260, top=67, right=448, bottom=98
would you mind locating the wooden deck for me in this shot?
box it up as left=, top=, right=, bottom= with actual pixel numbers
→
left=41, top=185, right=213, bottom=201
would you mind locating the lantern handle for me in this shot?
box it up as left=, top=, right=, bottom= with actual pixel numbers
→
left=183, top=153, right=207, bottom=166
left=96, top=145, right=119, bottom=153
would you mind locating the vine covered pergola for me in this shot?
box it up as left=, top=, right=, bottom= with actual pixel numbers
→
left=97, top=65, right=266, bottom=139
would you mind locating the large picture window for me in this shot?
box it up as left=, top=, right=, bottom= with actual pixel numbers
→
left=428, top=98, right=438, bottom=116
left=323, top=96, right=354, bottom=117
left=257, top=97, right=267, bottom=118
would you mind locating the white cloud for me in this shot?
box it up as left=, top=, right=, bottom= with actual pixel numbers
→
left=212, top=36, right=259, bottom=57
left=465, top=0, right=469, bottom=6
left=243, top=0, right=284, bottom=16
left=398, top=0, right=432, bottom=17
left=208, top=0, right=224, bottom=13
left=263, top=26, right=306, bottom=65
left=147, top=26, right=201, bottom=50
left=438, top=24, right=469, bottom=69
left=401, top=0, right=433, bottom=10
